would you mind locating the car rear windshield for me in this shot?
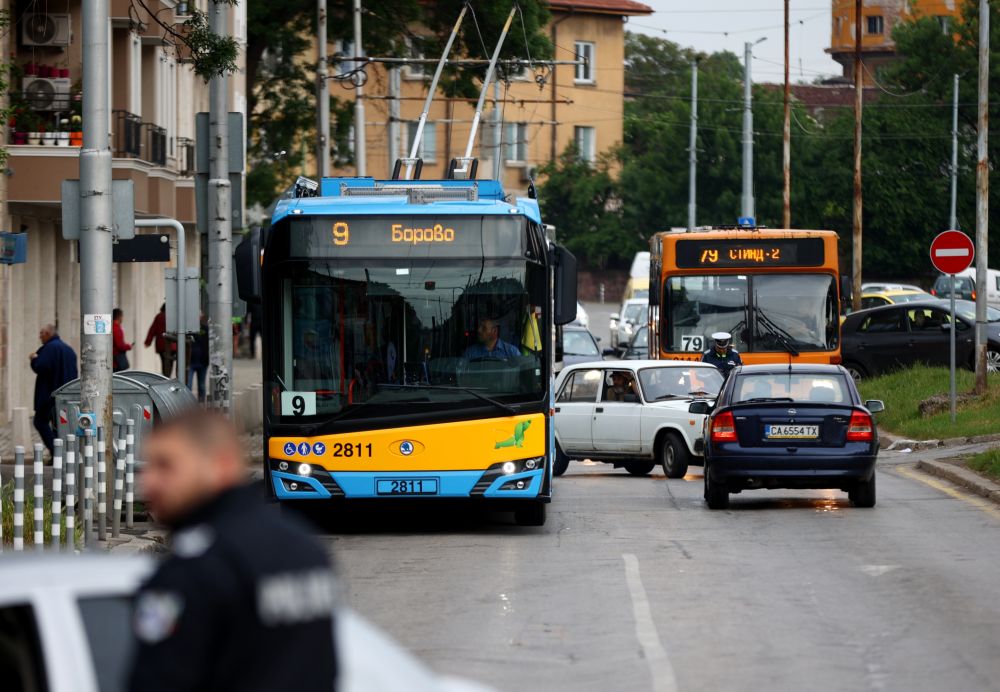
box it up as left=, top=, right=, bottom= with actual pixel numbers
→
left=639, top=366, right=723, bottom=400
left=934, top=276, right=974, bottom=292
left=733, top=373, right=851, bottom=404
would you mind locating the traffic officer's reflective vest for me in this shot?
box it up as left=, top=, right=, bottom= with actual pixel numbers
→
left=701, top=347, right=743, bottom=378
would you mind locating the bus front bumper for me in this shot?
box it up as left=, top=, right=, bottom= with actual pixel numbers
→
left=269, top=459, right=547, bottom=501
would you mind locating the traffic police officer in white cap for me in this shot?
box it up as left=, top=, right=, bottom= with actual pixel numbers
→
left=701, top=331, right=742, bottom=378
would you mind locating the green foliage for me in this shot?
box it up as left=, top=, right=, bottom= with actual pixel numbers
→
left=1, top=480, right=84, bottom=548
left=968, top=448, right=1000, bottom=481
left=857, top=365, right=1000, bottom=440
left=131, top=0, right=239, bottom=80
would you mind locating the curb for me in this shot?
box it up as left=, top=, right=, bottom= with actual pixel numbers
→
left=879, top=429, right=1000, bottom=451
left=915, top=459, right=1000, bottom=505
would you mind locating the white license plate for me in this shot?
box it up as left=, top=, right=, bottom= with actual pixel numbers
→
left=765, top=424, right=819, bottom=439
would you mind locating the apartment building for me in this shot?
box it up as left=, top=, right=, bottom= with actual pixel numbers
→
left=828, top=0, right=962, bottom=84
left=0, top=0, right=247, bottom=421
left=329, top=0, right=652, bottom=195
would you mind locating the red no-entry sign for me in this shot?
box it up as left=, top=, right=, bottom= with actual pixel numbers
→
left=930, top=230, right=975, bottom=275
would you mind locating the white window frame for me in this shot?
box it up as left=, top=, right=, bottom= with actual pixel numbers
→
left=574, top=41, right=595, bottom=84
left=405, top=121, right=437, bottom=162
left=866, top=15, right=884, bottom=35
left=574, top=126, right=596, bottom=164
left=402, top=37, right=428, bottom=80
left=505, top=122, right=528, bottom=164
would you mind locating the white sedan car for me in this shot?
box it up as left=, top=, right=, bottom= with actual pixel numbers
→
left=609, top=298, right=647, bottom=348
left=0, top=554, right=491, bottom=692
left=553, top=360, right=723, bottom=478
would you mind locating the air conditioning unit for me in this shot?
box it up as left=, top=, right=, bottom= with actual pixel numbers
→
left=22, top=13, right=71, bottom=47
left=23, top=77, right=72, bottom=111
left=520, top=165, right=538, bottom=182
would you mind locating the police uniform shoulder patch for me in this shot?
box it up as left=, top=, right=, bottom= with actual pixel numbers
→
left=134, top=591, right=184, bottom=644
left=172, top=525, right=215, bottom=559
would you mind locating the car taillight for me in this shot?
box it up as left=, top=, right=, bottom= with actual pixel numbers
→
left=972, top=290, right=977, bottom=300
left=846, top=410, right=874, bottom=441
left=930, top=288, right=937, bottom=295
left=711, top=411, right=738, bottom=442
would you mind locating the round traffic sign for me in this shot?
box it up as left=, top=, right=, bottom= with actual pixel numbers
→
left=930, top=230, right=975, bottom=275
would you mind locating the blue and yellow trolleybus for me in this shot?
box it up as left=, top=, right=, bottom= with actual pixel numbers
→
left=236, top=177, right=577, bottom=525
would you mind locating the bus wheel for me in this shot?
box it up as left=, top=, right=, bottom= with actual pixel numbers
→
left=554, top=442, right=570, bottom=477
left=514, top=503, right=546, bottom=527
left=625, top=461, right=656, bottom=476
left=659, top=433, right=690, bottom=479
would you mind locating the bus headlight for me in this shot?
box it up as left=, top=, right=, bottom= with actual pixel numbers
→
left=502, top=461, right=517, bottom=475
left=298, top=463, right=312, bottom=476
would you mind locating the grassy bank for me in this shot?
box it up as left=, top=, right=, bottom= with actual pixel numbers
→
left=857, top=365, right=1000, bottom=440
left=968, top=449, right=1000, bottom=482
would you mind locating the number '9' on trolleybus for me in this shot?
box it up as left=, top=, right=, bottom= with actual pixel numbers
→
left=236, top=177, right=578, bottom=526
left=648, top=226, right=842, bottom=364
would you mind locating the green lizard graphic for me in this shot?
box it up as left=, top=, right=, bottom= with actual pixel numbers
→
left=494, top=420, right=532, bottom=449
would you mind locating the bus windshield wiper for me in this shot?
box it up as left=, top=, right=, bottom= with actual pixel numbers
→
left=380, top=383, right=517, bottom=415
left=752, top=307, right=801, bottom=357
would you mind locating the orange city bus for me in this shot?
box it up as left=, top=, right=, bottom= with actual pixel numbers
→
left=648, top=227, right=842, bottom=365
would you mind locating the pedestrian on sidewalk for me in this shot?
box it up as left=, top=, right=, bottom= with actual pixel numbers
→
left=128, top=410, right=338, bottom=692
left=30, top=324, right=77, bottom=455
left=187, top=315, right=209, bottom=402
left=113, top=308, right=133, bottom=372
left=144, top=303, right=176, bottom=377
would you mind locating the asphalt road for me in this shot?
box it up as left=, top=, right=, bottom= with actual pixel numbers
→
left=322, top=449, right=1000, bottom=692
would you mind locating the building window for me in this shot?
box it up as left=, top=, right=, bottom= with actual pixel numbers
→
left=405, top=121, right=437, bottom=162
left=936, top=16, right=951, bottom=33
left=574, top=126, right=596, bottom=164
left=574, top=41, right=595, bottom=84
left=866, top=15, right=884, bottom=35
left=505, top=122, right=527, bottom=163
left=403, top=37, right=427, bottom=79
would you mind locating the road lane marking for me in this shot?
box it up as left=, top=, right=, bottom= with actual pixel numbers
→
left=858, top=565, right=899, bottom=577
left=622, top=553, right=678, bottom=692
left=895, top=466, right=1000, bottom=521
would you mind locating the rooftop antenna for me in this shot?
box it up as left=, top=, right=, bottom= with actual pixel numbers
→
left=399, top=4, right=470, bottom=180
left=452, top=6, right=518, bottom=179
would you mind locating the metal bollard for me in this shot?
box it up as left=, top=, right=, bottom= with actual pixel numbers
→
left=112, top=425, right=126, bottom=537
left=83, top=429, right=94, bottom=547
left=33, top=444, right=43, bottom=548
left=65, top=435, right=76, bottom=551
left=51, top=440, right=63, bottom=549
left=97, top=427, right=107, bottom=542
left=126, top=419, right=135, bottom=529
left=13, top=446, right=24, bottom=551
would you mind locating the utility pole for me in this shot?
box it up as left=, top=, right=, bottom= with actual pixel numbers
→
left=742, top=41, right=754, bottom=220
left=208, top=0, right=233, bottom=413
left=687, top=59, right=697, bottom=231
left=316, top=0, right=330, bottom=178
left=782, top=0, right=791, bottom=228
left=353, top=0, right=366, bottom=176
left=852, top=0, right=863, bottom=313
left=950, top=73, right=959, bottom=231
left=492, top=80, right=502, bottom=180
left=974, top=0, right=990, bottom=393
left=79, top=0, right=114, bottom=434
left=388, top=67, right=400, bottom=170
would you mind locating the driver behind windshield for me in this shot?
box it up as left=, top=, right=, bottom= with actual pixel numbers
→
left=464, top=318, right=521, bottom=361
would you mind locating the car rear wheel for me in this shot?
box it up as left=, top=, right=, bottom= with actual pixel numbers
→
left=988, top=349, right=1000, bottom=374
left=625, top=461, right=656, bottom=476
left=553, top=442, right=570, bottom=477
left=850, top=473, right=877, bottom=508
left=514, top=502, right=547, bottom=526
left=843, top=362, right=867, bottom=383
left=704, top=466, right=729, bottom=509
left=659, top=433, right=690, bottom=479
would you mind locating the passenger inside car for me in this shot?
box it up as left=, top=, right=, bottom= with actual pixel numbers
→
left=604, top=371, right=638, bottom=403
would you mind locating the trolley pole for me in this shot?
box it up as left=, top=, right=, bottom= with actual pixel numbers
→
left=208, top=0, right=233, bottom=413
left=316, top=0, right=330, bottom=178
left=974, top=0, right=990, bottom=393
left=741, top=41, right=755, bottom=220
left=687, top=60, right=697, bottom=231
left=79, top=0, right=114, bottom=436
left=950, top=74, right=959, bottom=231
left=852, top=0, right=864, bottom=313
left=353, top=0, right=366, bottom=176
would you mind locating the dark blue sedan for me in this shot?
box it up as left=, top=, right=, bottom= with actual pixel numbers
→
left=690, top=364, right=884, bottom=509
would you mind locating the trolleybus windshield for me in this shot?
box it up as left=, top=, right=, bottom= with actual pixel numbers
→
left=268, top=216, right=547, bottom=423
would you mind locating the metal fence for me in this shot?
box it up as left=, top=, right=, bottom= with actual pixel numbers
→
left=2, top=419, right=142, bottom=553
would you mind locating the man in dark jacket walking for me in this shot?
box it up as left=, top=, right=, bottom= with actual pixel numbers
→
left=30, top=324, right=78, bottom=454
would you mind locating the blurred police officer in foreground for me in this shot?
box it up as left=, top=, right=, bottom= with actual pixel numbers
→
left=128, top=410, right=337, bottom=692
left=701, top=331, right=743, bottom=379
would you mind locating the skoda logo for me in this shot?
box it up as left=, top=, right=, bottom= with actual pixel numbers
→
left=399, top=441, right=414, bottom=456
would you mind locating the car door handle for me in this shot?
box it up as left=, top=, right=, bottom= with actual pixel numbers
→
left=554, top=407, right=561, bottom=413
left=595, top=407, right=604, bottom=413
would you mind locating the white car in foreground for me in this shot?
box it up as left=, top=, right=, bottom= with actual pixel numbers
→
left=553, top=360, right=723, bottom=478
left=0, top=554, right=492, bottom=692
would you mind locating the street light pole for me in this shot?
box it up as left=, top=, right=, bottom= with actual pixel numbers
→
left=687, top=59, right=697, bottom=231
left=79, top=0, right=114, bottom=433
left=741, top=41, right=755, bottom=220
left=782, top=0, right=791, bottom=228
left=353, top=0, right=366, bottom=176
left=974, top=0, right=990, bottom=393
left=852, top=0, right=864, bottom=313
left=316, top=0, right=330, bottom=178
left=208, top=0, right=233, bottom=412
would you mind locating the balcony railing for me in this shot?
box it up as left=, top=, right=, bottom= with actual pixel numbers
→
left=144, top=123, right=167, bottom=166
left=112, top=110, right=170, bottom=167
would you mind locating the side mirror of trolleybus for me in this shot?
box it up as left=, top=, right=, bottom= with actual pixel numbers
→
left=553, top=244, right=579, bottom=326
left=236, top=226, right=263, bottom=304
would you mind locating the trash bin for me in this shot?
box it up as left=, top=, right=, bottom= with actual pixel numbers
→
left=52, top=371, right=198, bottom=452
